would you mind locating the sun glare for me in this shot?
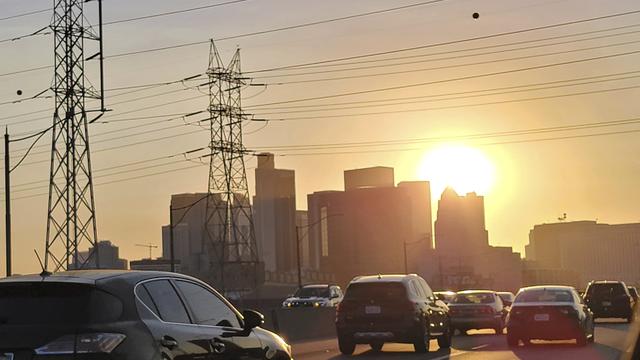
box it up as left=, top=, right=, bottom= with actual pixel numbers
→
left=418, top=144, right=496, bottom=196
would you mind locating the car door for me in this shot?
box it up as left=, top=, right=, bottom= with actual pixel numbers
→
left=173, top=279, right=264, bottom=359
left=418, top=278, right=447, bottom=335
left=135, top=279, right=214, bottom=359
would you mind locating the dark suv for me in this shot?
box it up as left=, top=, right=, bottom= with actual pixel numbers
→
left=0, top=270, right=292, bottom=359
left=584, top=280, right=635, bottom=322
left=335, top=274, right=451, bottom=355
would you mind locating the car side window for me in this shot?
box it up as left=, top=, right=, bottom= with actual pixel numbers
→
left=175, top=280, right=241, bottom=328
left=143, top=280, right=191, bottom=324
left=135, top=283, right=160, bottom=317
left=410, top=280, right=426, bottom=300
left=418, top=278, right=434, bottom=299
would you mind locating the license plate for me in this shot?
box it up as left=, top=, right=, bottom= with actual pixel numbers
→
left=0, top=353, right=14, bottom=360
left=534, top=313, right=550, bottom=321
left=365, top=305, right=381, bottom=314
left=602, top=301, right=612, bottom=306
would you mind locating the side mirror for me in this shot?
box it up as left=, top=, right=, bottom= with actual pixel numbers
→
left=242, top=310, right=264, bottom=330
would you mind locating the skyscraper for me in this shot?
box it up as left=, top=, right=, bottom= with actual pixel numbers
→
left=253, top=153, right=297, bottom=272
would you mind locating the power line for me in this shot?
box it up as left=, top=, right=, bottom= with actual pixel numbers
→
left=248, top=70, right=640, bottom=111
left=246, top=8, right=640, bottom=73
left=5, top=7, right=640, bottom=80
left=103, top=0, right=250, bottom=25
left=106, top=0, right=448, bottom=59
left=253, top=23, right=640, bottom=72
left=0, top=8, right=49, bottom=22
left=252, top=73, right=640, bottom=115
left=252, top=116, right=640, bottom=152
left=263, top=83, right=640, bottom=121
left=253, top=34, right=640, bottom=81
left=250, top=48, right=640, bottom=107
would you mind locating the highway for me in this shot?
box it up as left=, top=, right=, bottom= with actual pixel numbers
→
left=292, top=320, right=636, bottom=360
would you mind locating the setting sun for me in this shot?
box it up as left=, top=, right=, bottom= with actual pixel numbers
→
left=418, top=144, right=496, bottom=196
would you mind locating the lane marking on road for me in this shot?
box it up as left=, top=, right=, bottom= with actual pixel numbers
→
left=430, top=350, right=466, bottom=360
left=471, top=344, right=489, bottom=350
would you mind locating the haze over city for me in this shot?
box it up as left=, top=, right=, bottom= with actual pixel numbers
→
left=1, top=0, right=640, bottom=275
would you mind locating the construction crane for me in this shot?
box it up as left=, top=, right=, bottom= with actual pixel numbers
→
left=135, top=243, right=158, bottom=260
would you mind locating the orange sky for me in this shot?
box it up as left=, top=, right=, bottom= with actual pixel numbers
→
left=1, top=0, right=640, bottom=275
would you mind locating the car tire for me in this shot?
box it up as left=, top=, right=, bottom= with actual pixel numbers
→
left=507, top=333, right=519, bottom=347
left=627, top=315, right=633, bottom=323
left=369, top=342, right=383, bottom=352
left=437, top=324, right=452, bottom=348
left=413, top=321, right=430, bottom=353
left=576, top=332, right=588, bottom=347
left=338, top=335, right=355, bottom=355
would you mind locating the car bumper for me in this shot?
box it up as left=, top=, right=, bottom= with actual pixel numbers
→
left=451, top=315, right=501, bottom=330
left=507, top=319, right=584, bottom=341
left=589, top=305, right=631, bottom=319
left=336, top=318, right=421, bottom=343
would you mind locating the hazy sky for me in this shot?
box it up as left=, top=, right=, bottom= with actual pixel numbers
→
left=1, top=0, right=640, bottom=275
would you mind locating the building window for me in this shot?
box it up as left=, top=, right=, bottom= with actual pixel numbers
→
left=321, top=207, right=329, bottom=257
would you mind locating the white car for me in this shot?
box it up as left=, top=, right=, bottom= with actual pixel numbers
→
left=282, top=284, right=343, bottom=308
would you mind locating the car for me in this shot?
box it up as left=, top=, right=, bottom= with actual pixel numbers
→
left=282, top=284, right=343, bottom=308
left=448, top=290, right=507, bottom=335
left=506, top=285, right=594, bottom=347
left=497, top=291, right=516, bottom=307
left=628, top=286, right=639, bottom=304
left=335, top=274, right=451, bottom=355
left=435, top=290, right=457, bottom=304
left=584, top=280, right=635, bottom=322
left=0, top=270, right=292, bottom=360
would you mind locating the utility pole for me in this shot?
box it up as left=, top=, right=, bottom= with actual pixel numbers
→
left=295, top=226, right=302, bottom=288
left=44, top=0, right=105, bottom=272
left=169, top=204, right=175, bottom=272
left=4, top=129, right=10, bottom=277
left=204, top=40, right=260, bottom=295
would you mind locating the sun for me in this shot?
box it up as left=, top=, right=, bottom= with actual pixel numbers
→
left=417, top=144, right=495, bottom=196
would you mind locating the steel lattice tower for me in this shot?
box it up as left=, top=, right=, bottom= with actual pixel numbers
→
left=45, top=0, right=103, bottom=271
left=204, top=40, right=260, bottom=294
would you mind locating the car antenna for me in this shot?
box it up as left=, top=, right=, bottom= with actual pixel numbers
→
left=34, top=249, right=51, bottom=277
left=377, top=274, right=382, bottom=280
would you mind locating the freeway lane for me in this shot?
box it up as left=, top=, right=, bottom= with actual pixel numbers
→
left=293, top=321, right=633, bottom=360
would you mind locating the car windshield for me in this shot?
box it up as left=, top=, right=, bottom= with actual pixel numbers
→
left=295, top=286, right=330, bottom=298
left=452, top=293, right=495, bottom=304
left=0, top=282, right=122, bottom=325
left=515, top=289, right=574, bottom=303
left=587, top=284, right=627, bottom=298
left=344, top=282, right=407, bottom=301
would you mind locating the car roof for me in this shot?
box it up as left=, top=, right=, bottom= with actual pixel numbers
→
left=589, top=280, right=625, bottom=285
left=457, top=290, right=495, bottom=294
left=518, top=285, right=576, bottom=292
left=301, top=284, right=330, bottom=288
left=0, top=270, right=195, bottom=286
left=498, top=291, right=515, bottom=295
left=350, top=274, right=420, bottom=284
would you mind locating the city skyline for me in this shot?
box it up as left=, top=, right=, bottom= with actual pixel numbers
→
left=2, top=0, right=640, bottom=275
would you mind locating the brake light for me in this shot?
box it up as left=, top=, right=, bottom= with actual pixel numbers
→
left=35, top=333, right=126, bottom=354
left=558, top=306, right=578, bottom=318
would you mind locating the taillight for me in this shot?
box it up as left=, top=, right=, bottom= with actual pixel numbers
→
left=558, top=306, right=578, bottom=318
left=35, top=333, right=126, bottom=355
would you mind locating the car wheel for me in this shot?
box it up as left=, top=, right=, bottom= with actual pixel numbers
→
left=627, top=315, right=633, bottom=323
left=437, top=323, right=452, bottom=348
left=369, top=342, right=383, bottom=352
left=507, top=333, right=519, bottom=347
left=413, top=321, right=430, bottom=353
left=338, top=335, right=355, bottom=355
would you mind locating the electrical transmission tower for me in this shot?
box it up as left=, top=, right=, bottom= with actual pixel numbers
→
left=45, top=0, right=105, bottom=272
left=204, top=40, right=260, bottom=295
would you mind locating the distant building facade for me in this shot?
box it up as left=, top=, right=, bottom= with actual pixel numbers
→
left=130, top=258, right=181, bottom=272
left=433, top=188, right=522, bottom=292
left=70, top=240, right=128, bottom=270
left=526, top=221, right=640, bottom=287
left=161, top=192, right=260, bottom=291
left=253, top=153, right=297, bottom=272
left=307, top=167, right=433, bottom=286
